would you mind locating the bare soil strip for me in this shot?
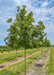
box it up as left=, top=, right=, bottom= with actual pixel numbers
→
left=26, top=48, right=51, bottom=75
left=0, top=50, right=40, bottom=70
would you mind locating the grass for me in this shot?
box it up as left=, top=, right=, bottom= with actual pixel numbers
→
left=0, top=48, right=41, bottom=64
left=0, top=48, right=16, bottom=53
left=0, top=48, right=48, bottom=75
left=46, top=47, right=54, bottom=75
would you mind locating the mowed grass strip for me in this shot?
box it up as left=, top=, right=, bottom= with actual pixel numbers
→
left=0, top=48, right=41, bottom=64
left=0, top=48, right=48, bottom=75
left=46, top=47, right=54, bottom=75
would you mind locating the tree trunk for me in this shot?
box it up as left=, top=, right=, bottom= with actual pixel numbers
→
left=25, top=47, right=26, bottom=75
left=41, top=47, right=42, bottom=56
left=16, top=49, right=17, bottom=59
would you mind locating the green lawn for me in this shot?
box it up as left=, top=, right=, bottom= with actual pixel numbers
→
left=0, top=48, right=48, bottom=75
left=46, top=47, right=54, bottom=75
left=0, top=48, right=42, bottom=64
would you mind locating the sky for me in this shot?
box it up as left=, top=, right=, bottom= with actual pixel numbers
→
left=0, top=0, right=54, bottom=46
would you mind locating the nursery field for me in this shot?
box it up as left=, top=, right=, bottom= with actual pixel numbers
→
left=0, top=0, right=53, bottom=75
left=0, top=48, right=42, bottom=64
left=0, top=47, right=50, bottom=75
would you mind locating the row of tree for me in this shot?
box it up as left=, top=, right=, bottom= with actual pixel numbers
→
left=4, top=5, right=51, bottom=49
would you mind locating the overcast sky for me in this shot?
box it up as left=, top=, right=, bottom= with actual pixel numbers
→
left=0, top=0, right=54, bottom=45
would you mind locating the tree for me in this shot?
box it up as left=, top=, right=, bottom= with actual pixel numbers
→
left=16, top=5, right=35, bottom=75
left=4, top=18, right=18, bottom=58
left=37, top=20, right=46, bottom=43
left=44, top=37, right=51, bottom=47
left=52, top=44, right=54, bottom=47
left=4, top=5, right=35, bottom=75
left=36, top=20, right=46, bottom=54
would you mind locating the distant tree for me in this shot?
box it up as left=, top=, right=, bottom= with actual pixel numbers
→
left=44, top=37, right=51, bottom=47
left=31, top=25, right=40, bottom=48
left=52, top=44, right=54, bottom=47
left=32, top=20, right=46, bottom=47
left=37, top=20, right=46, bottom=44
left=36, top=20, right=46, bottom=54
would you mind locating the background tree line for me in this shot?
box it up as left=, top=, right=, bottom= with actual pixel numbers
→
left=4, top=5, right=51, bottom=49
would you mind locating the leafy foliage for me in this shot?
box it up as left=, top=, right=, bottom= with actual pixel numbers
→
left=4, top=5, right=51, bottom=49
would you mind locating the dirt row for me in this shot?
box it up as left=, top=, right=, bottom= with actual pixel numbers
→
left=0, top=50, right=41, bottom=70
left=26, top=48, right=51, bottom=75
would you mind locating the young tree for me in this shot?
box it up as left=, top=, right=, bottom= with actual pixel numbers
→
left=16, top=5, right=35, bottom=75
left=36, top=20, right=46, bottom=54
left=37, top=20, right=46, bottom=42
left=31, top=20, right=46, bottom=48
left=44, top=37, right=51, bottom=47
left=4, top=19, right=18, bottom=58
left=31, top=25, right=40, bottom=48
left=39, top=20, right=46, bottom=55
left=4, top=5, right=35, bottom=75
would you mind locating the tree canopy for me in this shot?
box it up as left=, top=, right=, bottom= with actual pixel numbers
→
left=4, top=5, right=51, bottom=49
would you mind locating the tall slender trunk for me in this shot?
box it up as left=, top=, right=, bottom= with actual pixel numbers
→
left=41, top=47, right=42, bottom=56
left=16, top=49, right=17, bottom=59
left=25, top=47, right=26, bottom=75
